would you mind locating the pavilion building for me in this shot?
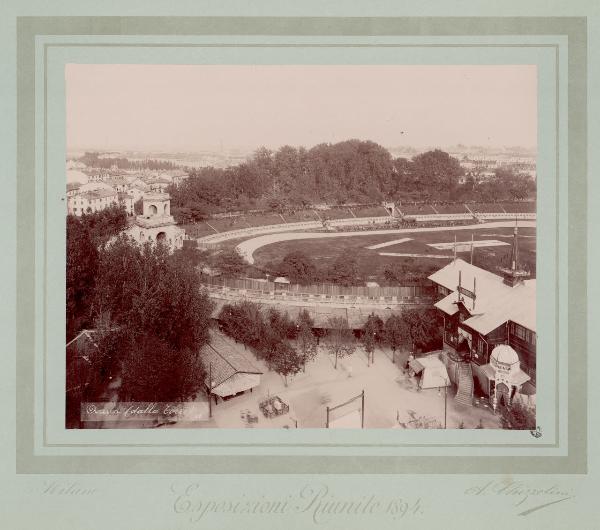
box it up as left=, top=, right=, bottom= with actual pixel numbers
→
left=427, top=224, right=536, bottom=409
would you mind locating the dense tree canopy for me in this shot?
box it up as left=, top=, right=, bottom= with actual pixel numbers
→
left=166, top=141, right=534, bottom=223
left=277, top=251, right=318, bottom=285
left=66, top=206, right=128, bottom=340
left=167, top=141, right=535, bottom=221
left=78, top=152, right=181, bottom=171
left=90, top=237, right=214, bottom=401
left=212, top=248, right=247, bottom=278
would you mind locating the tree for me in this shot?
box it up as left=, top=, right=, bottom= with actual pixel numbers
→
left=266, top=307, right=297, bottom=340
left=271, top=341, right=304, bottom=386
left=81, top=204, right=128, bottom=245
left=411, top=149, right=464, bottom=200
left=361, top=313, right=384, bottom=365
left=384, top=314, right=410, bottom=363
left=118, top=333, right=205, bottom=402
left=297, top=308, right=314, bottom=329
left=499, top=402, right=536, bottom=430
left=327, top=251, right=359, bottom=287
left=66, top=216, right=99, bottom=340
left=278, top=251, right=318, bottom=284
left=403, top=308, right=443, bottom=353
left=218, top=301, right=264, bottom=348
left=66, top=206, right=130, bottom=340
left=296, top=310, right=318, bottom=371
left=213, top=248, right=246, bottom=278
left=133, top=198, right=143, bottom=215
left=325, top=316, right=355, bottom=369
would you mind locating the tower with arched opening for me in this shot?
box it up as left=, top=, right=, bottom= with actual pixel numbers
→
left=124, top=191, right=184, bottom=251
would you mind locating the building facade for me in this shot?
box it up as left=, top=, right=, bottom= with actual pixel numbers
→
left=67, top=188, right=135, bottom=216
left=428, top=226, right=536, bottom=408
left=123, top=191, right=185, bottom=251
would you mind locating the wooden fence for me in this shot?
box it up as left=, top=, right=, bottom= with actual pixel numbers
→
left=202, top=276, right=434, bottom=298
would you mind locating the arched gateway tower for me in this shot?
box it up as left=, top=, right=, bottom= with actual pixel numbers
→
left=126, top=192, right=184, bottom=251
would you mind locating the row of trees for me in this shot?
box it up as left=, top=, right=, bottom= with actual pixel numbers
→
left=217, top=301, right=442, bottom=384
left=265, top=250, right=361, bottom=287
left=218, top=303, right=317, bottom=385
left=166, top=142, right=535, bottom=221
left=360, top=309, right=443, bottom=365
left=267, top=250, right=436, bottom=287
left=78, top=152, right=182, bottom=171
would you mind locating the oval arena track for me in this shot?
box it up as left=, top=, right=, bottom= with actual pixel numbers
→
left=235, top=220, right=537, bottom=264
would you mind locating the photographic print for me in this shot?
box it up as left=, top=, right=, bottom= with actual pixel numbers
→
left=65, top=64, right=537, bottom=431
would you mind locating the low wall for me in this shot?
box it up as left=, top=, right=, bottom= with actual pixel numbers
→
left=203, top=277, right=433, bottom=298
left=194, top=212, right=536, bottom=246
left=197, top=220, right=322, bottom=244
left=203, top=283, right=433, bottom=307
left=475, top=212, right=536, bottom=220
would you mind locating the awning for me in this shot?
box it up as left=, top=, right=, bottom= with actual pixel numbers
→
left=479, top=363, right=496, bottom=380
left=408, top=359, right=425, bottom=374
left=510, top=369, right=531, bottom=386
left=212, top=372, right=261, bottom=398
left=520, top=381, right=536, bottom=395
left=434, top=294, right=459, bottom=316
left=478, top=363, right=531, bottom=387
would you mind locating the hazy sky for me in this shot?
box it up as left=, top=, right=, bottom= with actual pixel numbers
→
left=66, top=64, right=537, bottom=152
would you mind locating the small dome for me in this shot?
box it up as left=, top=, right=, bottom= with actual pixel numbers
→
left=491, top=344, right=519, bottom=366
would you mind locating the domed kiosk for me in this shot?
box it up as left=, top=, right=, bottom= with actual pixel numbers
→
left=478, top=344, right=531, bottom=410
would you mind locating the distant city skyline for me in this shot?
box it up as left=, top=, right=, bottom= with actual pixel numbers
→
left=66, top=64, right=537, bottom=153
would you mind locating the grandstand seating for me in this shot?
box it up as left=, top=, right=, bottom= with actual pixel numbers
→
left=502, top=202, right=536, bottom=213
left=186, top=201, right=536, bottom=242
left=351, top=206, right=390, bottom=218
left=280, top=210, right=320, bottom=223
left=320, top=207, right=355, bottom=220
left=206, top=217, right=251, bottom=232
left=181, top=222, right=218, bottom=238
left=469, top=203, right=506, bottom=213
left=432, top=204, right=470, bottom=214
left=243, top=213, right=286, bottom=227
left=399, top=204, right=437, bottom=215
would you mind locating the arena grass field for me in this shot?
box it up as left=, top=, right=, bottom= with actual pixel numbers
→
left=249, top=225, right=537, bottom=280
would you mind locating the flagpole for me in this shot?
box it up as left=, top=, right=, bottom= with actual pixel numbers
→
left=470, top=233, right=474, bottom=264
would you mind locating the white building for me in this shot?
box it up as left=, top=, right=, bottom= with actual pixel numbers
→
left=67, top=189, right=119, bottom=216
left=67, top=186, right=135, bottom=216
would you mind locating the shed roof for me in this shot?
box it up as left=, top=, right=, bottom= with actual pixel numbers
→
left=200, top=330, right=262, bottom=389
left=429, top=258, right=535, bottom=334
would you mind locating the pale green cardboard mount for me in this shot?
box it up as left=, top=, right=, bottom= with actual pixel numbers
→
left=15, top=17, right=586, bottom=474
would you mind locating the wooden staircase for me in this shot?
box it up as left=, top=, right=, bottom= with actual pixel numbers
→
left=455, top=362, right=474, bottom=406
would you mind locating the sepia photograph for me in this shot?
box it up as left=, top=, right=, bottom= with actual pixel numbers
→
left=65, top=64, right=537, bottom=430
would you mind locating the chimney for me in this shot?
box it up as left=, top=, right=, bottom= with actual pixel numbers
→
left=501, top=218, right=529, bottom=287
